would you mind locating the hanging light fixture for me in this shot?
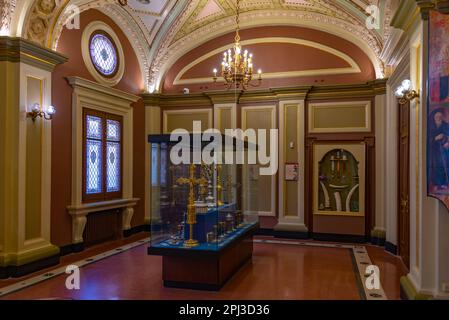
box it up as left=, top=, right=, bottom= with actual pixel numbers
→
left=212, top=0, right=262, bottom=90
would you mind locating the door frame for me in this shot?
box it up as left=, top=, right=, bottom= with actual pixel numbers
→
left=397, top=101, right=411, bottom=270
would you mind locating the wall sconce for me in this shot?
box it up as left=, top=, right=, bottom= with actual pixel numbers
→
left=27, top=103, right=56, bottom=122
left=395, top=79, right=419, bottom=105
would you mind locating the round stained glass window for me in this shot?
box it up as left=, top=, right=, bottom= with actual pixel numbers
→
left=89, top=32, right=119, bottom=77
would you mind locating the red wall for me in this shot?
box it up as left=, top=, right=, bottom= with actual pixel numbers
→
left=51, top=9, right=146, bottom=247
left=163, top=26, right=376, bottom=93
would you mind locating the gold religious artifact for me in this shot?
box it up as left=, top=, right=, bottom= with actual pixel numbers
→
left=198, top=164, right=209, bottom=203
left=176, top=164, right=204, bottom=247
left=216, top=164, right=224, bottom=206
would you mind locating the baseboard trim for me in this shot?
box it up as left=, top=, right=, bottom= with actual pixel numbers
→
left=0, top=254, right=60, bottom=279
left=0, top=267, right=9, bottom=279
left=255, top=228, right=275, bottom=236
left=385, top=241, right=397, bottom=255
left=60, top=224, right=150, bottom=257
left=312, top=233, right=367, bottom=243
left=164, top=280, right=222, bottom=291
left=274, top=230, right=309, bottom=239
left=256, top=229, right=367, bottom=243
left=59, top=242, right=85, bottom=256
left=123, top=224, right=150, bottom=238
left=400, top=276, right=432, bottom=300
left=371, top=236, right=386, bottom=246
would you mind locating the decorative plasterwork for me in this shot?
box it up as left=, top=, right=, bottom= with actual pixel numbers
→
left=0, top=36, right=67, bottom=71
left=172, top=0, right=391, bottom=45
left=23, top=0, right=68, bottom=47
left=19, top=0, right=178, bottom=92
left=0, top=0, right=16, bottom=36
left=50, top=0, right=152, bottom=90
left=174, top=37, right=362, bottom=86
left=16, top=0, right=399, bottom=92
left=149, top=8, right=385, bottom=91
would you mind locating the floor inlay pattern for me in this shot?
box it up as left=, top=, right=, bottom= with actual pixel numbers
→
left=0, top=238, right=150, bottom=298
left=0, top=238, right=387, bottom=300
left=253, top=239, right=387, bottom=300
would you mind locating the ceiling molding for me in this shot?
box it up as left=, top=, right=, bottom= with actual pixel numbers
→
left=141, top=80, right=387, bottom=107
left=173, top=37, right=362, bottom=86
left=0, top=36, right=68, bottom=71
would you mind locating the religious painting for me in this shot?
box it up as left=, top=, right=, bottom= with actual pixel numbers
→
left=428, top=10, right=449, bottom=209
left=313, top=143, right=366, bottom=217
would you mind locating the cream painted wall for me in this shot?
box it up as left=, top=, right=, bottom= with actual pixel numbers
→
left=163, top=109, right=212, bottom=133
left=241, top=105, right=277, bottom=217
left=374, top=93, right=387, bottom=239
left=25, top=76, right=43, bottom=240
left=145, top=106, right=161, bottom=224
left=276, top=100, right=307, bottom=233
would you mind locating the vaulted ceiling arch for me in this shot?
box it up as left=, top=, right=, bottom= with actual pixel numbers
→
left=10, top=0, right=398, bottom=92
left=149, top=8, right=387, bottom=91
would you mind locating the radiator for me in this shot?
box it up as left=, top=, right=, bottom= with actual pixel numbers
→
left=83, top=209, right=122, bottom=247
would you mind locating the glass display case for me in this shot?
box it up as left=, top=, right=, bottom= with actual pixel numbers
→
left=148, top=134, right=259, bottom=252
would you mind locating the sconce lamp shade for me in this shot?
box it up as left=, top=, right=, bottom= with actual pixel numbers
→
left=395, top=79, right=419, bottom=105
left=47, top=105, right=56, bottom=116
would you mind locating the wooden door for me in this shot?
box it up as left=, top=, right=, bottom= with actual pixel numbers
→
left=398, top=101, right=410, bottom=269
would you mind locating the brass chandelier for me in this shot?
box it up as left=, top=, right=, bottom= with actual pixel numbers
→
left=213, top=0, right=262, bottom=90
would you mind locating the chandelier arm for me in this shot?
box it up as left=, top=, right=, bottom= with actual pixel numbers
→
left=212, top=0, right=262, bottom=91
left=249, top=81, right=262, bottom=88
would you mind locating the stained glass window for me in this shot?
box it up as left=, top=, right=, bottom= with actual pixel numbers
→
left=107, top=119, right=120, bottom=141
left=87, top=115, right=102, bottom=139
left=106, top=119, right=121, bottom=193
left=106, top=142, right=120, bottom=192
left=83, top=109, right=122, bottom=202
left=86, top=139, right=103, bottom=194
left=89, top=32, right=118, bottom=77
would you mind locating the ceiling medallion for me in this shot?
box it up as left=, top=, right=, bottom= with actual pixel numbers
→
left=212, top=0, right=262, bottom=90
left=118, top=0, right=151, bottom=5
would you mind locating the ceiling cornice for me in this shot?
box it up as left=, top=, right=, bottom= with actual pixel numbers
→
left=141, top=81, right=387, bottom=107
left=0, top=36, right=68, bottom=71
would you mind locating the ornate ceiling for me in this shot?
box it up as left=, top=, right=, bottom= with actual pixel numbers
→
left=8, top=0, right=400, bottom=91
left=145, top=0, right=397, bottom=90
left=171, top=0, right=394, bottom=44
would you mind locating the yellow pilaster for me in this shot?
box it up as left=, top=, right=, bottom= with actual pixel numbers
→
left=0, top=37, right=66, bottom=276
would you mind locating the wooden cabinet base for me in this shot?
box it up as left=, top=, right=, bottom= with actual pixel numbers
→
left=148, top=224, right=258, bottom=291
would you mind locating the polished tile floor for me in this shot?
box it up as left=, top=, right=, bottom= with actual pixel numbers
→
left=0, top=236, right=407, bottom=300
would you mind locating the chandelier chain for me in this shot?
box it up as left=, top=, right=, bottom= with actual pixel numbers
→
left=235, top=0, right=241, bottom=42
